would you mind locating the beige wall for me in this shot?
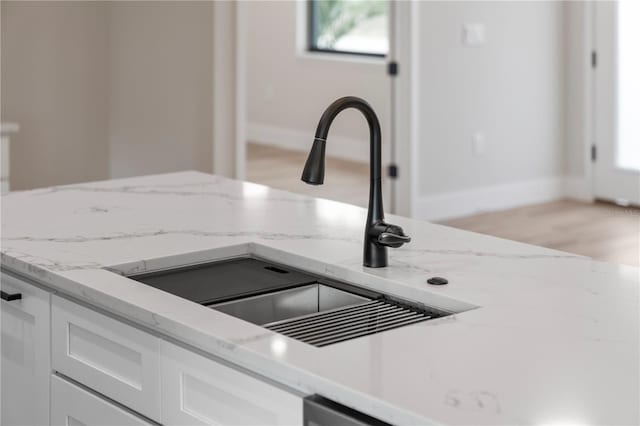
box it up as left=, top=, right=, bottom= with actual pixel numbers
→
left=108, top=2, right=213, bottom=178
left=1, top=1, right=110, bottom=190
left=1, top=1, right=213, bottom=189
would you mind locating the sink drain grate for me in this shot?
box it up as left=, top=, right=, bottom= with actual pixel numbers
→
left=264, top=299, right=438, bottom=347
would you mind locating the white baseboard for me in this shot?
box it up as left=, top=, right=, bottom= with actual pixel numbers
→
left=413, top=177, right=567, bottom=221
left=247, top=123, right=368, bottom=163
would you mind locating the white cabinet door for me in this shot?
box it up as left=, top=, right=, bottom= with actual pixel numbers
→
left=161, top=341, right=303, bottom=426
left=1, top=272, right=50, bottom=426
left=51, top=375, right=155, bottom=426
left=52, top=295, right=162, bottom=422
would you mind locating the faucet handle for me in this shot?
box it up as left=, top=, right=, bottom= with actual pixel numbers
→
left=377, top=224, right=411, bottom=248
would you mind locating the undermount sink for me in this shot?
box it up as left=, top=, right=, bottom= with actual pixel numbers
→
left=128, top=256, right=451, bottom=347
left=211, top=283, right=370, bottom=326
left=129, top=257, right=317, bottom=305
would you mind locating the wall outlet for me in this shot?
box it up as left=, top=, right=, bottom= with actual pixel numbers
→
left=472, top=132, right=486, bottom=157
left=462, top=23, right=485, bottom=46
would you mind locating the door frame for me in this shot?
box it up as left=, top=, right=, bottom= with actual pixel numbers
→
left=234, top=1, right=248, bottom=180
left=550, top=1, right=596, bottom=202
left=211, top=1, right=244, bottom=179
left=388, top=0, right=414, bottom=216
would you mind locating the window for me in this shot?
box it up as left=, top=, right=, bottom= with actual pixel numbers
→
left=308, top=0, right=388, bottom=57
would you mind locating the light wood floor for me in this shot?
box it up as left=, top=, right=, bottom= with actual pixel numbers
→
left=442, top=200, right=640, bottom=267
left=247, top=143, right=369, bottom=207
left=247, top=143, right=640, bottom=267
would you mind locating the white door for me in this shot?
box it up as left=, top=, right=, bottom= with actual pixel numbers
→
left=593, top=1, right=640, bottom=205
left=0, top=273, right=51, bottom=426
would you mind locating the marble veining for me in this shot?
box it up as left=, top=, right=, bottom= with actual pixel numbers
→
left=1, top=171, right=638, bottom=425
left=31, top=178, right=316, bottom=205
left=3, top=230, right=358, bottom=245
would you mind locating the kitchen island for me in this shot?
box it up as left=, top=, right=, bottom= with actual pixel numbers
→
left=1, top=171, right=638, bottom=425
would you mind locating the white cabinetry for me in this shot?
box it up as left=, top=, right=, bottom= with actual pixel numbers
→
left=51, top=375, right=155, bottom=426
left=0, top=122, right=18, bottom=193
left=0, top=272, right=51, bottom=426
left=3, top=279, right=303, bottom=426
left=51, top=295, right=162, bottom=422
left=161, top=341, right=303, bottom=426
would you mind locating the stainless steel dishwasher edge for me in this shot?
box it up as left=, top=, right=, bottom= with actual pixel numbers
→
left=303, top=395, right=391, bottom=426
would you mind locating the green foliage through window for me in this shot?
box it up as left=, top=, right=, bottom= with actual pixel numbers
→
left=310, top=0, right=388, bottom=56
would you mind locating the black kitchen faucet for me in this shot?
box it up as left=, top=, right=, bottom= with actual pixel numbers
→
left=301, top=96, right=411, bottom=268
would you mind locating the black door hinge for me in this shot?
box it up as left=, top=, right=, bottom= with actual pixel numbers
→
left=388, top=164, right=399, bottom=178
left=591, top=50, right=597, bottom=68
left=591, top=144, right=597, bottom=162
left=387, top=61, right=398, bottom=76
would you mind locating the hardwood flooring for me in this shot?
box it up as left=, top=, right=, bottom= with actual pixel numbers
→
left=441, top=200, right=640, bottom=267
left=247, top=143, right=640, bottom=267
left=246, top=143, right=369, bottom=207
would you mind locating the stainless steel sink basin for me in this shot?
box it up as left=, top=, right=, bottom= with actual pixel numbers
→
left=126, top=255, right=453, bottom=347
left=128, top=257, right=317, bottom=305
left=209, top=280, right=446, bottom=347
left=210, top=283, right=370, bottom=325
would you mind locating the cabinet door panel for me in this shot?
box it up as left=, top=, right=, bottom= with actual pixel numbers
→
left=52, top=295, right=161, bottom=422
left=1, top=272, right=50, bottom=426
left=161, top=341, right=303, bottom=426
left=51, top=375, right=154, bottom=426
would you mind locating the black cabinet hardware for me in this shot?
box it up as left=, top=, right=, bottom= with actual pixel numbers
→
left=387, top=61, right=398, bottom=76
left=304, top=395, right=391, bottom=426
left=1, top=290, right=22, bottom=301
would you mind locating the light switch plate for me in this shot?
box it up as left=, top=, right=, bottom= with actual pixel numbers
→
left=463, top=23, right=486, bottom=46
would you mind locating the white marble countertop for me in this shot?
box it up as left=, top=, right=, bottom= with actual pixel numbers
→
left=1, top=171, right=638, bottom=425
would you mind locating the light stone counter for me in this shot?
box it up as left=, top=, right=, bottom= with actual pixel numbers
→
left=1, top=171, right=638, bottom=425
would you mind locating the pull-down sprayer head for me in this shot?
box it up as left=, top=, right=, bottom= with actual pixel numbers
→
left=301, top=138, right=326, bottom=185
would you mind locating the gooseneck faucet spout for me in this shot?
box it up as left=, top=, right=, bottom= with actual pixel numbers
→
left=301, top=96, right=411, bottom=268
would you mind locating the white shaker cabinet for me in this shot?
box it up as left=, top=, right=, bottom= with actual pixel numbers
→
left=161, top=340, right=303, bottom=426
left=0, top=272, right=51, bottom=426
left=51, top=375, right=155, bottom=426
left=2, top=274, right=304, bottom=426
left=51, top=295, right=162, bottom=423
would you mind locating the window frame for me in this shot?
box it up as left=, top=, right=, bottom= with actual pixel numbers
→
left=306, top=0, right=387, bottom=58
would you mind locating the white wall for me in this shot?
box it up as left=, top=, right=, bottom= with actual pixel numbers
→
left=412, top=1, right=566, bottom=220
left=245, top=0, right=389, bottom=163
left=1, top=1, right=214, bottom=189
left=108, top=2, right=213, bottom=178
left=1, top=1, right=110, bottom=190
